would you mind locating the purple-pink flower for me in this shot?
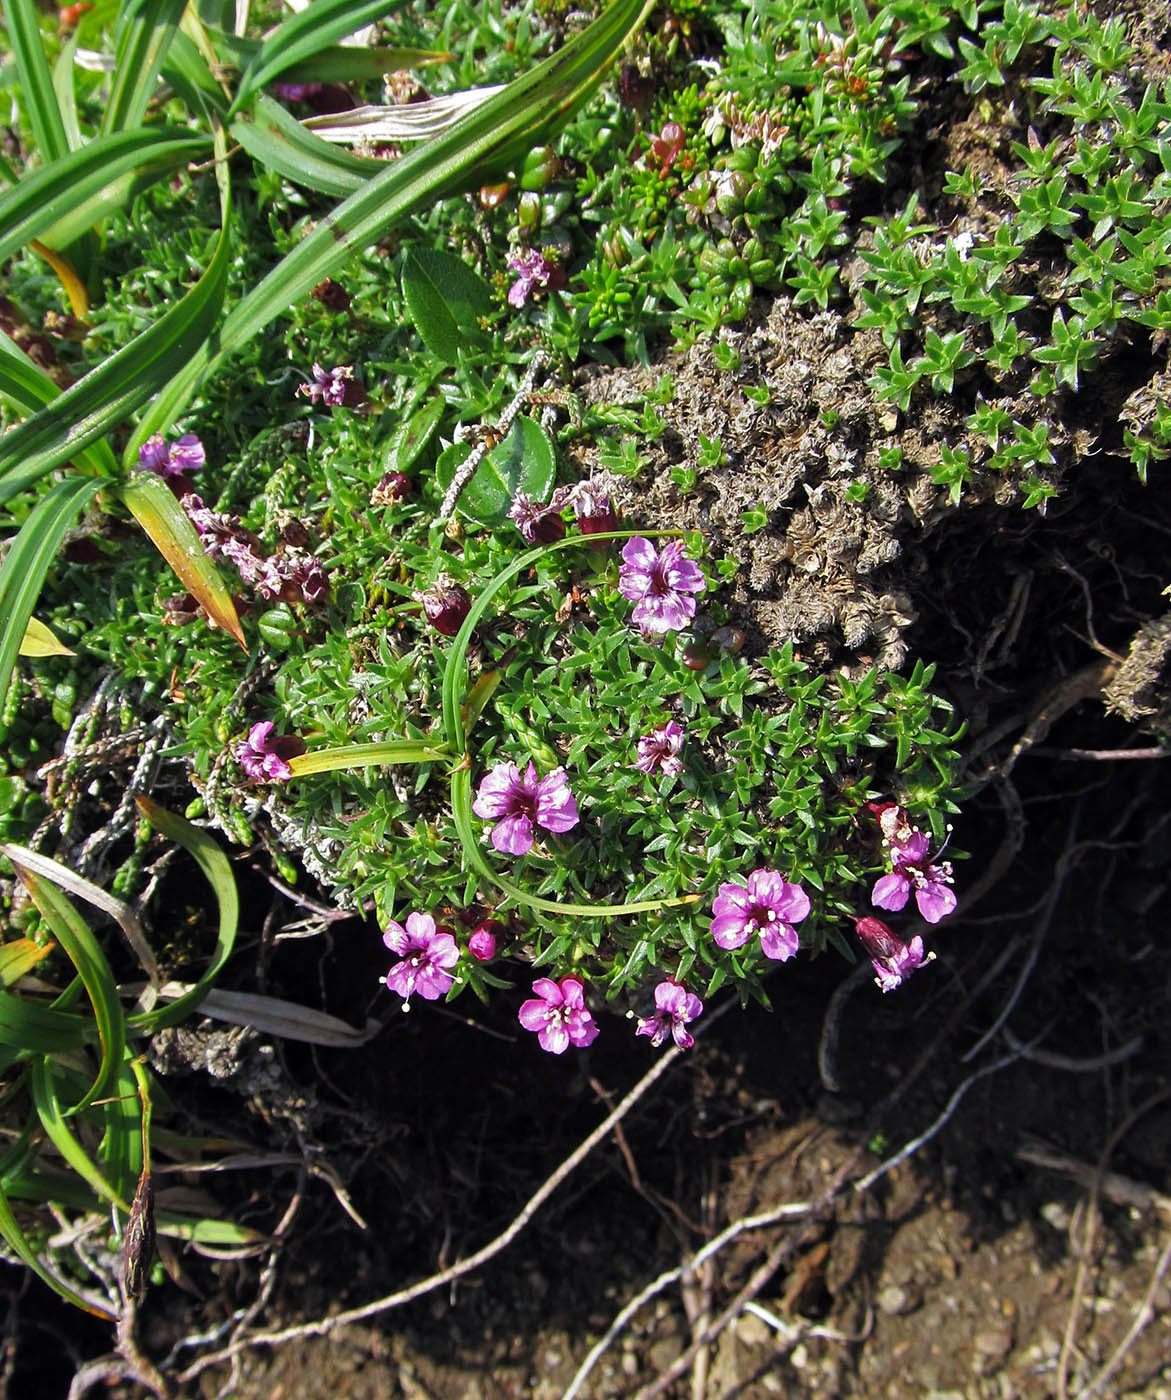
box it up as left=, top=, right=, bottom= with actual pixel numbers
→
left=473, top=761, right=579, bottom=856
left=518, top=976, right=599, bottom=1053
left=298, top=363, right=362, bottom=408
left=509, top=487, right=570, bottom=544
left=507, top=248, right=559, bottom=308
left=618, top=537, right=706, bottom=635
left=383, top=912, right=459, bottom=1007
left=854, top=916, right=933, bottom=993
left=710, top=868, right=811, bottom=961
left=636, top=979, right=703, bottom=1049
left=236, top=721, right=307, bottom=781
left=872, top=828, right=956, bottom=925
left=636, top=720, right=685, bottom=776
left=137, top=432, right=205, bottom=480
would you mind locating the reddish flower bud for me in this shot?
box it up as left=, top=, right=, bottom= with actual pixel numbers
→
left=372, top=471, right=414, bottom=505
left=311, top=278, right=352, bottom=313
left=619, top=64, right=655, bottom=110
left=468, top=919, right=504, bottom=960
left=418, top=576, right=472, bottom=636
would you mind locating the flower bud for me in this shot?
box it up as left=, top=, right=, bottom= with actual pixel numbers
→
left=418, top=576, right=472, bottom=636
left=468, top=919, right=504, bottom=960
left=619, top=64, right=655, bottom=109
left=517, top=190, right=542, bottom=237
left=479, top=182, right=510, bottom=209
left=711, top=625, right=745, bottom=655
left=311, top=278, right=351, bottom=313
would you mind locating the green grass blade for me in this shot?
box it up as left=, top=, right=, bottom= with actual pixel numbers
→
left=29, top=1059, right=130, bottom=1209
left=127, top=797, right=239, bottom=1033
left=227, top=0, right=407, bottom=114
left=0, top=1177, right=117, bottom=1317
left=52, top=29, right=85, bottom=152
left=97, top=1051, right=143, bottom=1203
left=11, top=864, right=127, bottom=1117
left=162, top=28, right=231, bottom=120
left=0, top=476, right=104, bottom=716
left=0, top=991, right=89, bottom=1054
left=0, top=196, right=230, bottom=505
left=115, top=472, right=246, bottom=648
left=229, top=94, right=383, bottom=197
left=3, top=0, right=70, bottom=164
left=212, top=30, right=451, bottom=82
left=0, top=126, right=212, bottom=262
left=103, top=0, right=190, bottom=133
left=287, top=739, right=450, bottom=776
left=134, top=0, right=655, bottom=438
left=0, top=332, right=118, bottom=476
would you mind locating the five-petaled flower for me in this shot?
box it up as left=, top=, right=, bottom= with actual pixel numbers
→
left=519, top=976, right=599, bottom=1053
left=854, top=915, right=933, bottom=993
left=872, top=817, right=956, bottom=925
left=298, top=362, right=364, bottom=408
left=236, top=721, right=306, bottom=781
left=636, top=720, right=685, bottom=776
left=618, top=537, right=706, bottom=635
left=383, top=912, right=459, bottom=1007
left=710, top=868, right=810, bottom=961
left=473, top=761, right=579, bottom=856
left=636, top=979, right=703, bottom=1049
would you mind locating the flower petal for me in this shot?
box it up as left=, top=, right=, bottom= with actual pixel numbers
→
left=491, top=813, right=534, bottom=855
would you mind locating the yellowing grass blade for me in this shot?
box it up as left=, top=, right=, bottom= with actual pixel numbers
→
left=18, top=616, right=74, bottom=658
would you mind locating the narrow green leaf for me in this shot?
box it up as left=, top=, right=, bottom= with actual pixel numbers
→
left=0, top=1178, right=116, bottom=1318
left=210, top=28, right=451, bottom=82
left=228, top=0, right=407, bottom=114
left=103, top=0, right=189, bottom=134
left=52, top=29, right=85, bottom=152
left=0, top=194, right=230, bottom=505
left=3, top=0, right=70, bottom=164
left=12, top=865, right=126, bottom=1117
left=0, top=939, right=52, bottom=987
left=134, top=0, right=655, bottom=438
left=0, top=127, right=211, bottom=261
left=0, top=331, right=117, bottom=476
left=435, top=416, right=554, bottom=526
left=29, top=1059, right=129, bottom=1208
left=383, top=398, right=445, bottom=474
left=127, top=797, right=238, bottom=1033
left=286, top=739, right=450, bottom=775
left=116, top=473, right=246, bottom=649
left=0, top=476, right=104, bottom=716
left=161, top=27, right=231, bottom=120
left=0, top=991, right=89, bottom=1054
left=402, top=246, right=493, bottom=362
left=97, top=1051, right=143, bottom=1204
left=229, top=94, right=383, bottom=198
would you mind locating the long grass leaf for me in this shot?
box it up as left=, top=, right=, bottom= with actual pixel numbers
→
left=97, top=1051, right=143, bottom=1204
left=134, top=0, right=655, bottom=439
left=228, top=0, right=407, bottom=113
left=103, top=0, right=189, bottom=133
left=3, top=0, right=70, bottom=164
left=12, top=866, right=126, bottom=1117
left=0, top=126, right=211, bottom=262
left=29, top=1059, right=129, bottom=1209
left=52, top=29, right=85, bottom=152
left=162, top=28, right=231, bottom=119
left=127, top=798, right=239, bottom=1032
left=116, top=473, right=246, bottom=648
left=0, top=476, right=104, bottom=715
left=0, top=201, right=230, bottom=505
left=0, top=1179, right=117, bottom=1317
left=229, top=94, right=383, bottom=197
left=0, top=991, right=89, bottom=1054
left=210, top=27, right=450, bottom=81
left=287, top=739, right=450, bottom=775
left=0, top=333, right=117, bottom=475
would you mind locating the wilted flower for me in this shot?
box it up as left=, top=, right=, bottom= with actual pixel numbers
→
left=416, top=575, right=471, bottom=636
left=509, top=487, right=569, bottom=544
left=710, top=868, right=810, bottom=962
left=854, top=915, right=933, bottom=992
left=618, top=537, right=706, bottom=635
left=636, top=720, right=685, bottom=776
left=572, top=480, right=619, bottom=538
left=298, top=362, right=364, bottom=408
left=473, top=761, right=579, bottom=856
left=872, top=816, right=956, bottom=925
left=372, top=471, right=414, bottom=505
left=519, top=976, right=599, bottom=1053
left=311, top=278, right=352, bottom=313
left=383, top=912, right=459, bottom=1007
left=236, top=721, right=306, bottom=781
left=257, top=550, right=329, bottom=605
left=636, top=979, right=703, bottom=1049
left=507, top=247, right=559, bottom=308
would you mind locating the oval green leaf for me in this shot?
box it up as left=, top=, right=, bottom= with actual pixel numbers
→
left=434, top=415, right=555, bottom=527
left=402, top=247, right=493, bottom=363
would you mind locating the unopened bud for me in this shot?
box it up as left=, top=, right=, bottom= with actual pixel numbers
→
left=418, top=576, right=472, bottom=637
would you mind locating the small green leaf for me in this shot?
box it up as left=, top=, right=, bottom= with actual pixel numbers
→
left=435, top=416, right=555, bottom=527
left=402, top=247, right=493, bottom=362
left=383, top=398, right=445, bottom=474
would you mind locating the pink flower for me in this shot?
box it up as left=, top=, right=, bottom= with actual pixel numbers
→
left=473, top=761, right=579, bottom=856
left=507, top=248, right=559, bottom=308
left=572, top=481, right=618, bottom=539
left=854, top=916, right=933, bottom=992
left=636, top=979, right=703, bottom=1049
left=518, top=976, right=599, bottom=1053
left=636, top=720, right=685, bottom=776
left=710, top=869, right=810, bottom=961
left=618, top=537, right=706, bottom=635
left=298, top=363, right=362, bottom=408
left=137, top=432, right=205, bottom=480
left=872, top=828, right=956, bottom=924
left=383, top=912, right=459, bottom=1007
left=509, top=487, right=570, bottom=544
left=236, top=721, right=306, bottom=781
left=468, top=919, right=503, bottom=961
